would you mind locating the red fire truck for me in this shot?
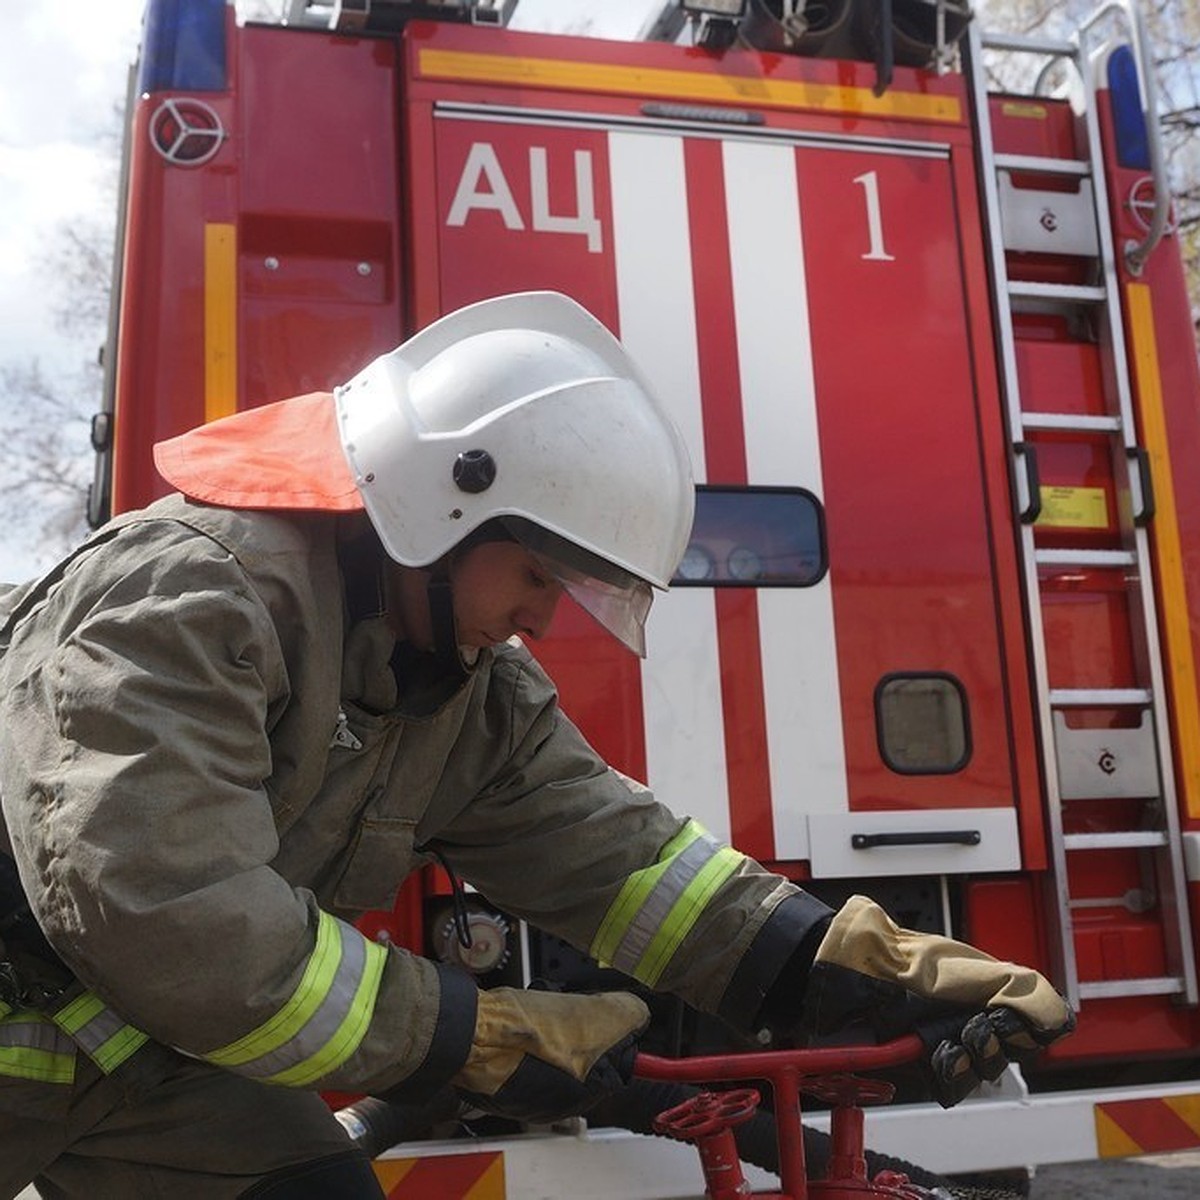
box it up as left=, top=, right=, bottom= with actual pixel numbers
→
left=90, top=0, right=1200, bottom=1194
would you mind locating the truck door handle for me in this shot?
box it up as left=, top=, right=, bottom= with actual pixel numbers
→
left=1128, top=446, right=1155, bottom=526
left=1014, top=441, right=1041, bottom=524
left=851, top=830, right=982, bottom=849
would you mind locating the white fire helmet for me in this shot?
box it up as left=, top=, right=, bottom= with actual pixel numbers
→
left=334, top=292, right=695, bottom=656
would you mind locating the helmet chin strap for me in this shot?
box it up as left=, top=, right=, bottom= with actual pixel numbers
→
left=425, top=574, right=472, bottom=682
left=420, top=519, right=514, bottom=677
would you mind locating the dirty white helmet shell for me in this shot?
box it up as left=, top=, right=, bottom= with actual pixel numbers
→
left=334, top=292, right=695, bottom=649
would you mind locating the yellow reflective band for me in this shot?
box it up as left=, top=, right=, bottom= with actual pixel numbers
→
left=1126, top=282, right=1200, bottom=819
left=418, top=48, right=963, bottom=124
left=88, top=1024, right=150, bottom=1073
left=636, top=846, right=743, bottom=987
left=204, top=222, right=239, bottom=423
left=205, top=912, right=388, bottom=1087
left=591, top=819, right=704, bottom=968
left=206, top=910, right=342, bottom=1069
left=1, top=1014, right=77, bottom=1084
left=52, top=990, right=149, bottom=1073
left=264, top=938, right=387, bottom=1087
left=591, top=820, right=748, bottom=986
left=54, top=991, right=105, bottom=1034
left=0, top=1044, right=76, bottom=1084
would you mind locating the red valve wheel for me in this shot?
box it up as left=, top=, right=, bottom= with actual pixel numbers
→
left=800, top=1073, right=896, bottom=1108
left=652, top=1087, right=762, bottom=1141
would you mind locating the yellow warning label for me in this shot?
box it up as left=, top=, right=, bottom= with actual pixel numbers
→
left=1036, top=485, right=1109, bottom=529
left=1001, top=101, right=1049, bottom=120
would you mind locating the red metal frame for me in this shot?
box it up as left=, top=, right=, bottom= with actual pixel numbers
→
left=636, top=1036, right=929, bottom=1199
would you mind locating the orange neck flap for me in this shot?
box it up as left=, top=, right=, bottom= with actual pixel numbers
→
left=153, top=391, right=365, bottom=512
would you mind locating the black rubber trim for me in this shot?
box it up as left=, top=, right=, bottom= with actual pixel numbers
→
left=718, top=891, right=835, bottom=1033
left=375, top=963, right=478, bottom=1106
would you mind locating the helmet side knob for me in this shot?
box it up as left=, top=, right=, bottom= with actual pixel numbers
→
left=453, top=448, right=497, bottom=494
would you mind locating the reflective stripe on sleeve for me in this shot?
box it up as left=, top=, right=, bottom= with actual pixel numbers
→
left=0, top=1012, right=77, bottom=1084
left=590, top=819, right=745, bottom=987
left=203, top=910, right=387, bottom=1087
left=52, top=991, right=149, bottom=1073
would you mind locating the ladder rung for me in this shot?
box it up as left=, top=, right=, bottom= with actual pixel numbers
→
left=1020, top=413, right=1121, bottom=434
left=996, top=153, right=1091, bottom=178
left=1078, top=977, right=1184, bottom=1000
left=1049, top=688, right=1153, bottom=707
left=1008, top=281, right=1107, bottom=303
left=1063, top=832, right=1167, bottom=851
left=1035, top=549, right=1136, bottom=567
left=980, top=31, right=1078, bottom=57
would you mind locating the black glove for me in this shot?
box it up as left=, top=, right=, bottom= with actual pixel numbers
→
left=451, top=988, right=650, bottom=1123
left=802, top=895, right=1075, bottom=1107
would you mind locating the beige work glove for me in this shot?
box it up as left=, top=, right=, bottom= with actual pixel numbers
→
left=804, top=895, right=1075, bottom=1107
left=452, top=988, right=650, bottom=1123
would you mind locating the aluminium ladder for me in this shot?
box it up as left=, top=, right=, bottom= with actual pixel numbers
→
left=965, top=2, right=1196, bottom=1009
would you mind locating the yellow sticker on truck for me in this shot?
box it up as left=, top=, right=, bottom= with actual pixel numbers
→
left=1036, top=485, right=1109, bottom=529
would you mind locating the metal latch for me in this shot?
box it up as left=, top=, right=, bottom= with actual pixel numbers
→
left=330, top=709, right=363, bottom=751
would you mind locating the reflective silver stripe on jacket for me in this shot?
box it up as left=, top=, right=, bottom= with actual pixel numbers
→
left=204, top=910, right=387, bottom=1087
left=52, top=991, right=149, bottom=1073
left=0, top=1011, right=77, bottom=1083
left=591, top=819, right=746, bottom=986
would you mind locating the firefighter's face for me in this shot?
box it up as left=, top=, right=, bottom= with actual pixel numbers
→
left=386, top=542, right=564, bottom=650
left=449, top=541, right=564, bottom=647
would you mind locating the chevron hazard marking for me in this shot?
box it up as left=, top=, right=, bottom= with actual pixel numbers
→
left=1095, top=1094, right=1200, bottom=1157
left=373, top=1151, right=504, bottom=1197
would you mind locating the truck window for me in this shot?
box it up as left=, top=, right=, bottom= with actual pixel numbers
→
left=672, top=486, right=825, bottom=587
left=875, top=673, right=971, bottom=774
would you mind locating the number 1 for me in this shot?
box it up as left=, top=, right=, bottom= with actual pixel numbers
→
left=853, top=170, right=895, bottom=262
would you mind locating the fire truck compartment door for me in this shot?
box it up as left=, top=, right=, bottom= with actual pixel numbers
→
left=413, top=101, right=1026, bottom=878
left=807, top=808, right=1021, bottom=878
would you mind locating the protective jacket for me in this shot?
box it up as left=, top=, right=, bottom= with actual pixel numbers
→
left=0, top=405, right=830, bottom=1101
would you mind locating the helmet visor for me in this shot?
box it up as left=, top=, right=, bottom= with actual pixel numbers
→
left=501, top=517, right=655, bottom=656
left=537, top=557, right=653, bottom=657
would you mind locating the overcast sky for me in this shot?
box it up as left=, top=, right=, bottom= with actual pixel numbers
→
left=0, top=0, right=145, bottom=367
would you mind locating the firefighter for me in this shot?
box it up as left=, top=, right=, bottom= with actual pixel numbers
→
left=0, top=292, right=1072, bottom=1198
